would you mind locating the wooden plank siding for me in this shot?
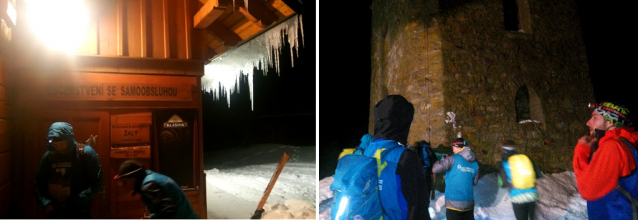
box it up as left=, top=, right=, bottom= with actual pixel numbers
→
left=0, top=51, right=12, bottom=219
left=0, top=49, right=13, bottom=220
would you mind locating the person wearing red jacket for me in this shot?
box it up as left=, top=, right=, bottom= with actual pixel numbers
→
left=573, top=101, right=638, bottom=219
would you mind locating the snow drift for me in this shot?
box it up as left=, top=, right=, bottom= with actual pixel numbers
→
left=319, top=171, right=588, bottom=220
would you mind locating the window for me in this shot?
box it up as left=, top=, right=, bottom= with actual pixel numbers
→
left=515, top=85, right=530, bottom=121
left=503, top=0, right=532, bottom=33
left=516, top=85, right=544, bottom=123
left=503, top=0, right=520, bottom=31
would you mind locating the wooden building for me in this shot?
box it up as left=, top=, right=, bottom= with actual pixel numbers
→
left=0, top=0, right=300, bottom=218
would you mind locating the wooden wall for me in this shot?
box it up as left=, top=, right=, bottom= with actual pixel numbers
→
left=0, top=51, right=12, bottom=219
left=7, top=0, right=209, bottom=218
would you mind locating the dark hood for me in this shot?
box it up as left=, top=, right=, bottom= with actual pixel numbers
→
left=47, top=122, right=76, bottom=154
left=373, top=95, right=414, bottom=145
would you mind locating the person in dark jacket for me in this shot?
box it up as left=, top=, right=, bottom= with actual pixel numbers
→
left=33, top=122, right=103, bottom=219
left=432, top=136, right=479, bottom=220
left=497, top=140, right=541, bottom=220
left=114, top=160, right=199, bottom=219
left=358, top=94, right=430, bottom=220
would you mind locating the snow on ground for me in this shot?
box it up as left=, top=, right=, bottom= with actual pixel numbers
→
left=204, top=144, right=316, bottom=219
left=319, top=171, right=588, bottom=220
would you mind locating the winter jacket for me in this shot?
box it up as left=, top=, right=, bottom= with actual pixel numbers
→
left=138, top=170, right=199, bottom=219
left=33, top=122, right=103, bottom=218
left=369, top=95, right=429, bottom=220
left=498, top=151, right=539, bottom=203
left=432, top=147, right=479, bottom=211
left=573, top=127, right=638, bottom=219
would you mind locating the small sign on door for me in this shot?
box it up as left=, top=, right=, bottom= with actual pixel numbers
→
left=110, top=145, right=151, bottom=158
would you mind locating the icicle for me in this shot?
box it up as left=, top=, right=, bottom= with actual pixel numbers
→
left=202, top=15, right=304, bottom=110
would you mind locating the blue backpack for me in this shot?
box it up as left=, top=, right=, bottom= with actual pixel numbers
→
left=331, top=136, right=405, bottom=220
left=331, top=151, right=388, bottom=220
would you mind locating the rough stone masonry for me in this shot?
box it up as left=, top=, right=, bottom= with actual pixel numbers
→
left=369, top=0, right=594, bottom=172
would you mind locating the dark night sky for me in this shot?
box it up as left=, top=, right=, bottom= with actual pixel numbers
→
left=318, top=1, right=635, bottom=179
left=202, top=1, right=316, bottom=152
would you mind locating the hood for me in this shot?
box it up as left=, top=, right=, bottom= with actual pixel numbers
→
left=600, top=127, right=638, bottom=146
left=47, top=122, right=76, bottom=154
left=457, top=147, right=477, bottom=163
left=373, top=95, right=414, bottom=145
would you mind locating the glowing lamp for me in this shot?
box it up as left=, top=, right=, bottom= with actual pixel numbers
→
left=24, top=0, right=91, bottom=53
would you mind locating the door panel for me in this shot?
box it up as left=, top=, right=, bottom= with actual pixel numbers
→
left=25, top=110, right=109, bottom=219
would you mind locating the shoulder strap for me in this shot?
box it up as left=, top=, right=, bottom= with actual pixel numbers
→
left=616, top=185, right=638, bottom=220
left=76, top=143, right=85, bottom=156
left=619, top=139, right=637, bottom=150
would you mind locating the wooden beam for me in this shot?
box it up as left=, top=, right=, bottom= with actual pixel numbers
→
left=238, top=0, right=278, bottom=28
left=140, top=0, right=147, bottom=57
left=163, top=0, right=170, bottom=58
left=184, top=0, right=192, bottom=59
left=208, top=21, right=241, bottom=47
left=116, top=0, right=124, bottom=56
left=193, top=0, right=226, bottom=29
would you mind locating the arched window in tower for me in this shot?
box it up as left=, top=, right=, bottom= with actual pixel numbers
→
left=516, top=85, right=544, bottom=123
left=515, top=85, right=531, bottom=122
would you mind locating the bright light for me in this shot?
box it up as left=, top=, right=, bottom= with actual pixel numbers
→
left=334, top=197, right=349, bottom=220
left=25, top=0, right=90, bottom=53
left=6, top=1, right=16, bottom=26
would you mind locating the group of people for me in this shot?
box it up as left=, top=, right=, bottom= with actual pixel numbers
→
left=334, top=95, right=638, bottom=220
left=33, top=122, right=199, bottom=219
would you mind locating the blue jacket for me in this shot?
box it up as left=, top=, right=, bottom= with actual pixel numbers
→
left=432, top=147, right=479, bottom=211
left=33, top=122, right=103, bottom=217
left=139, top=170, right=199, bottom=219
left=356, top=136, right=428, bottom=220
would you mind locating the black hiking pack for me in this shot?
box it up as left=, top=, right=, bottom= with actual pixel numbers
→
left=413, top=140, right=438, bottom=199
left=415, top=141, right=437, bottom=171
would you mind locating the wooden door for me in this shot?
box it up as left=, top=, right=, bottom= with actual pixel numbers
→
left=23, top=110, right=110, bottom=219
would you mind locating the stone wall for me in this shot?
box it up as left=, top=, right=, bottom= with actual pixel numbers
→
left=370, top=0, right=595, bottom=172
left=369, top=0, right=448, bottom=147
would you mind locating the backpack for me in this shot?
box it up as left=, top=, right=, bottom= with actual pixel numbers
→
left=617, top=139, right=638, bottom=220
left=331, top=142, right=405, bottom=220
left=508, top=154, right=536, bottom=189
left=416, top=142, right=437, bottom=169
left=331, top=149, right=388, bottom=220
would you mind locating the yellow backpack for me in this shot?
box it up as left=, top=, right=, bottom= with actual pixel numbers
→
left=508, top=154, right=536, bottom=189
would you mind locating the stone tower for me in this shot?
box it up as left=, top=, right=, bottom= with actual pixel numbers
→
left=369, top=0, right=594, bottom=172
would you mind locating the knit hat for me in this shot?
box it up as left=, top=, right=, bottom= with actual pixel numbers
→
left=452, top=138, right=467, bottom=148
left=114, top=160, right=146, bottom=179
left=589, top=101, right=632, bottom=127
